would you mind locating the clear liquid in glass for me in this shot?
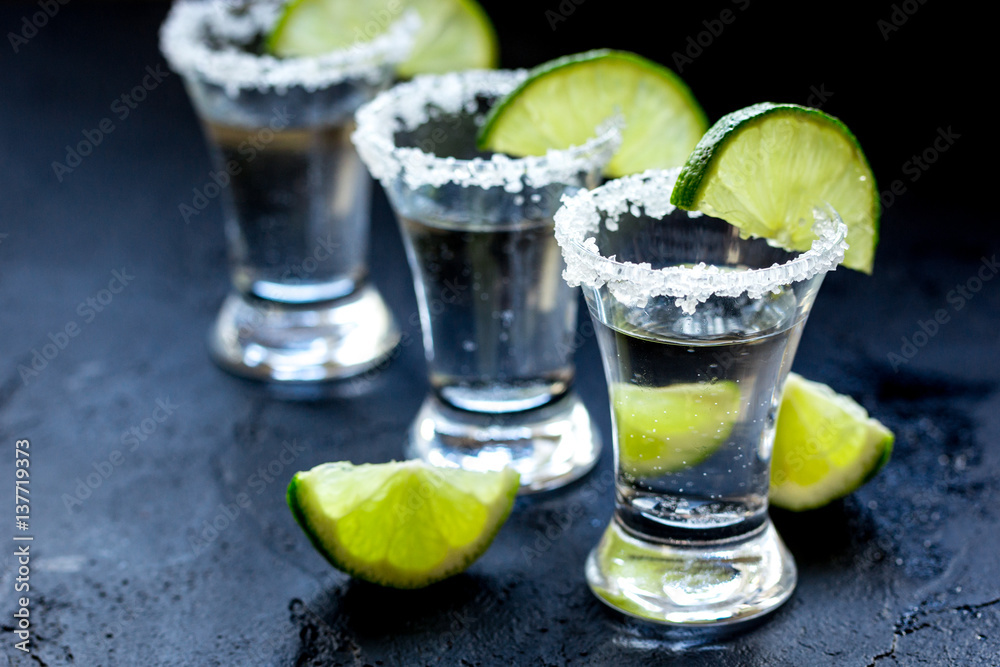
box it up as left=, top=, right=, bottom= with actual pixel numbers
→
left=399, top=212, right=575, bottom=413
left=592, top=288, right=803, bottom=543
left=204, top=120, right=370, bottom=304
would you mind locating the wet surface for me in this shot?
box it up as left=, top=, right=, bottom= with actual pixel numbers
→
left=1, top=2, right=998, bottom=666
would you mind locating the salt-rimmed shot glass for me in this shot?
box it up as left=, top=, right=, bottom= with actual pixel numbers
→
left=353, top=70, right=620, bottom=492
left=160, top=1, right=417, bottom=382
left=554, top=169, right=848, bottom=624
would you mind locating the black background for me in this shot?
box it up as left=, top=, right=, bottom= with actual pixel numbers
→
left=477, top=0, right=987, bottom=218
left=1, top=1, right=998, bottom=666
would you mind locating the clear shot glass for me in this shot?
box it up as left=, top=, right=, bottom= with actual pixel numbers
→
left=160, top=1, right=415, bottom=381
left=353, top=70, right=621, bottom=492
left=555, top=169, right=848, bottom=624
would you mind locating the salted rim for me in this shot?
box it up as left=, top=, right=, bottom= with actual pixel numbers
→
left=351, top=69, right=623, bottom=193
left=159, top=0, right=417, bottom=95
left=554, top=168, right=848, bottom=314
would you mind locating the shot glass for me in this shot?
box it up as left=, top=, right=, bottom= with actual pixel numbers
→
left=555, top=170, right=848, bottom=624
left=353, top=70, right=620, bottom=492
left=160, top=1, right=415, bottom=381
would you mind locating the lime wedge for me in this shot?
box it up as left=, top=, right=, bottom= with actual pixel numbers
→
left=476, top=49, right=708, bottom=178
left=267, top=0, right=498, bottom=77
left=670, top=103, right=879, bottom=273
left=288, top=461, right=519, bottom=588
left=770, top=373, right=893, bottom=511
left=613, top=381, right=741, bottom=477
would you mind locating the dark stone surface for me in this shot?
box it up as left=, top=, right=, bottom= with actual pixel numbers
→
left=0, top=2, right=996, bottom=665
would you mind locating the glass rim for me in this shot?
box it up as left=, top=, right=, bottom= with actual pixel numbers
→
left=351, top=69, right=622, bottom=193
left=159, top=0, right=417, bottom=95
left=554, top=168, right=849, bottom=313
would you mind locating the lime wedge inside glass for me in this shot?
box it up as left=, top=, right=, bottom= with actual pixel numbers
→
left=670, top=102, right=880, bottom=273
left=267, top=0, right=498, bottom=77
left=770, top=373, right=893, bottom=511
left=288, top=461, right=519, bottom=588
left=613, top=381, right=742, bottom=477
left=476, top=49, right=708, bottom=178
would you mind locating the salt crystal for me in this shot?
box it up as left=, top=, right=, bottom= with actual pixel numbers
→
left=352, top=70, right=622, bottom=193
left=553, top=169, right=848, bottom=314
left=160, top=0, right=418, bottom=95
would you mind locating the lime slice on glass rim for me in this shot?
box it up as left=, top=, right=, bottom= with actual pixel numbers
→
left=770, top=373, right=893, bottom=511
left=267, top=0, right=498, bottom=77
left=477, top=49, right=708, bottom=178
left=613, top=381, right=741, bottom=477
left=670, top=102, right=880, bottom=273
left=287, top=461, right=518, bottom=588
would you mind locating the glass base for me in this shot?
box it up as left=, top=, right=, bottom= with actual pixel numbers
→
left=208, top=284, right=400, bottom=382
left=405, top=392, right=601, bottom=494
left=586, top=519, right=796, bottom=626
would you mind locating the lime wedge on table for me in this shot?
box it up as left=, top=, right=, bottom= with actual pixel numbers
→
left=613, top=381, right=742, bottom=477
left=477, top=49, right=708, bottom=178
left=770, top=373, right=893, bottom=511
left=670, top=103, right=879, bottom=273
left=267, top=0, right=498, bottom=77
left=288, top=461, right=518, bottom=588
